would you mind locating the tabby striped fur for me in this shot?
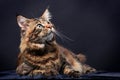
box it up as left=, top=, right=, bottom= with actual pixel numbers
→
left=16, top=9, right=96, bottom=77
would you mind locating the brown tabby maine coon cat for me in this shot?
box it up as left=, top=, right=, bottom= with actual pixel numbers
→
left=16, top=9, right=96, bottom=77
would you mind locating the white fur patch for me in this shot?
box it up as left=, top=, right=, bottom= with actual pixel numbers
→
left=32, top=43, right=45, bottom=49
left=51, top=27, right=56, bottom=32
left=37, top=44, right=45, bottom=48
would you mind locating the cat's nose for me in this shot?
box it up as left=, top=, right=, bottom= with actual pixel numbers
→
left=46, top=24, right=52, bottom=29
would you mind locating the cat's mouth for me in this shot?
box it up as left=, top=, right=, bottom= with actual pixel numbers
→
left=30, top=32, right=54, bottom=44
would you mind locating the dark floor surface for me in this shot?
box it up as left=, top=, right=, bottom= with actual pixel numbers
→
left=0, top=70, right=120, bottom=79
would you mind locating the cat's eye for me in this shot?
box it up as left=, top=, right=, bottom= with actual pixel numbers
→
left=37, top=24, right=44, bottom=28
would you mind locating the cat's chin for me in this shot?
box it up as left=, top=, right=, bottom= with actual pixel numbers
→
left=42, top=32, right=54, bottom=42
left=30, top=32, right=54, bottom=44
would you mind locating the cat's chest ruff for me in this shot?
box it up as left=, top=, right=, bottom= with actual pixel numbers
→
left=23, top=51, right=61, bottom=70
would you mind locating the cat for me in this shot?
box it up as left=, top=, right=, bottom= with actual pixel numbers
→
left=16, top=8, right=96, bottom=78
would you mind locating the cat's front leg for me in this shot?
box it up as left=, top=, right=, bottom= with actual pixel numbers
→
left=16, top=63, right=33, bottom=76
left=63, top=65, right=83, bottom=78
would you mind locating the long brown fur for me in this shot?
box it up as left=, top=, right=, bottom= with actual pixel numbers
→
left=16, top=9, right=96, bottom=77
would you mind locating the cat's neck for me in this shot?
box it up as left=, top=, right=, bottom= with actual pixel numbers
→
left=22, top=40, right=58, bottom=56
left=20, top=35, right=57, bottom=53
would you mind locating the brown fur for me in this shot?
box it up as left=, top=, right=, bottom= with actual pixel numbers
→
left=16, top=9, right=96, bottom=77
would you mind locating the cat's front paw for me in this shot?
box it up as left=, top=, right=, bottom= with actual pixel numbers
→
left=16, top=68, right=28, bottom=76
left=64, top=67, right=82, bottom=78
left=16, top=63, right=33, bottom=76
left=68, top=70, right=82, bottom=78
left=83, top=64, right=96, bottom=74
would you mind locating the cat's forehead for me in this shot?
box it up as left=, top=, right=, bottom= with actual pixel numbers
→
left=31, top=18, right=49, bottom=24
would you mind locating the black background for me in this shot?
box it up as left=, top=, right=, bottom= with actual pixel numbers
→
left=0, top=0, right=120, bottom=72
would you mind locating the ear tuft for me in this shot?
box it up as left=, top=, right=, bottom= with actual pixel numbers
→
left=41, top=8, right=52, bottom=21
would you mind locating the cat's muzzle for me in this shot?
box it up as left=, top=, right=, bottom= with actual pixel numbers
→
left=29, top=32, right=54, bottom=44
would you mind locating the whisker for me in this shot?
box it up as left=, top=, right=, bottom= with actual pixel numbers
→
left=52, top=28, right=74, bottom=42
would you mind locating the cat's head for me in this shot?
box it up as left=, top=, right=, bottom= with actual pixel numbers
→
left=17, top=9, right=56, bottom=45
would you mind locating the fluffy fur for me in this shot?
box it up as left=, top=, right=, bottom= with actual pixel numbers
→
left=16, top=9, right=96, bottom=77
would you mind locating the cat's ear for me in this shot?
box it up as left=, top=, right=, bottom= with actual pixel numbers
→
left=41, top=9, right=52, bottom=21
left=17, top=15, right=29, bottom=30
